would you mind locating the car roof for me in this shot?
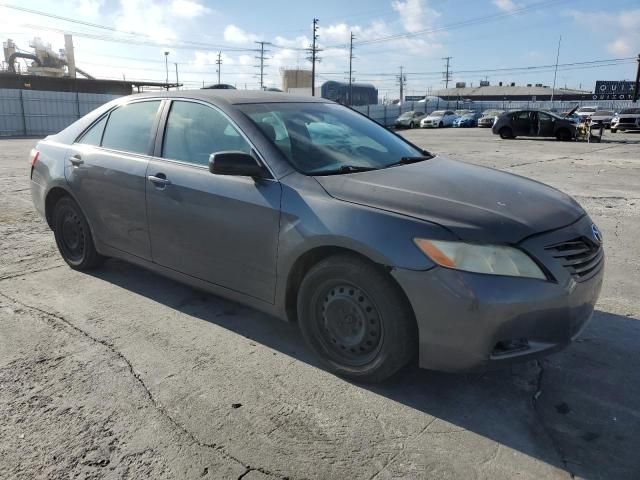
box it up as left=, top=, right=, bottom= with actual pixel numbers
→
left=123, top=89, right=332, bottom=106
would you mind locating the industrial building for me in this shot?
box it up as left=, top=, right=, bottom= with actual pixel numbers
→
left=1, top=36, right=178, bottom=94
left=428, top=82, right=592, bottom=102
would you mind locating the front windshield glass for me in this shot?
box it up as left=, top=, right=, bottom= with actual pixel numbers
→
left=238, top=103, right=424, bottom=175
left=578, top=107, right=596, bottom=113
left=398, top=111, right=413, bottom=119
left=594, top=111, right=613, bottom=116
left=430, top=110, right=445, bottom=116
left=620, top=108, right=640, bottom=114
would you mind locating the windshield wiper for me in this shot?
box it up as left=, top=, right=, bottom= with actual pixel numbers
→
left=316, top=165, right=378, bottom=175
left=387, top=153, right=434, bottom=167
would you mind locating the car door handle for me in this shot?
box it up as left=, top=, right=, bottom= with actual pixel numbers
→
left=68, top=155, right=84, bottom=166
left=148, top=175, right=171, bottom=186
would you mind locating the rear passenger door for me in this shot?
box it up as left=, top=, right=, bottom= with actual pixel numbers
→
left=65, top=100, right=162, bottom=260
left=145, top=100, right=281, bottom=303
left=512, top=111, right=533, bottom=136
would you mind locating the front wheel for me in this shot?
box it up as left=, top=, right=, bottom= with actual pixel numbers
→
left=409, top=122, right=415, bottom=129
left=297, top=255, right=417, bottom=383
left=438, top=121, right=443, bottom=128
left=611, top=128, right=617, bottom=133
left=53, top=196, right=105, bottom=270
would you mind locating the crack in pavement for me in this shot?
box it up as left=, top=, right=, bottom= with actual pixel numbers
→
left=531, top=360, right=575, bottom=479
left=0, top=264, right=65, bottom=282
left=0, top=290, right=290, bottom=480
left=368, top=417, right=438, bottom=480
left=507, top=144, right=625, bottom=169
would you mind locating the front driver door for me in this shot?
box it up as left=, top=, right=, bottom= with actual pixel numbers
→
left=537, top=111, right=555, bottom=137
left=145, top=100, right=281, bottom=303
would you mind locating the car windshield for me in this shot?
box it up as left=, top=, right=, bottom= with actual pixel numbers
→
left=594, top=111, right=613, bottom=116
left=238, top=103, right=425, bottom=175
left=430, top=110, right=445, bottom=116
left=398, top=112, right=414, bottom=119
left=483, top=110, right=501, bottom=116
left=578, top=107, right=596, bottom=113
left=620, top=108, right=640, bottom=114
left=462, top=113, right=475, bottom=118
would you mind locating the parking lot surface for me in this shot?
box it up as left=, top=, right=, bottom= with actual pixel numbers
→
left=1, top=129, right=639, bottom=479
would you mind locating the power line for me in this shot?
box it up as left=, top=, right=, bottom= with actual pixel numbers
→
left=328, top=0, right=573, bottom=48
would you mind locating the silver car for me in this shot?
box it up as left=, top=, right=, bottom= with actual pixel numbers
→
left=30, top=90, right=604, bottom=382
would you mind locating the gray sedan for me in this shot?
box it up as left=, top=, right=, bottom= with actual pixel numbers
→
left=30, top=90, right=604, bottom=382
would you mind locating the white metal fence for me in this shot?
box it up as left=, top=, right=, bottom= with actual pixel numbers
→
left=0, top=88, right=637, bottom=136
left=0, top=89, right=120, bottom=137
left=353, top=99, right=638, bottom=127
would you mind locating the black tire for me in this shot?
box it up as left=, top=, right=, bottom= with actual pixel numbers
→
left=409, top=122, right=415, bottom=129
left=297, top=254, right=417, bottom=383
left=438, top=121, right=443, bottom=128
left=556, top=128, right=571, bottom=141
left=611, top=128, right=617, bottom=133
left=53, top=196, right=105, bottom=270
left=499, top=127, right=513, bottom=139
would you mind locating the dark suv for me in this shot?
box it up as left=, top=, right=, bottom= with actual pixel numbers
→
left=492, top=109, right=576, bottom=141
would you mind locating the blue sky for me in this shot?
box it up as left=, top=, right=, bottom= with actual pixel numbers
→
left=1, top=0, right=638, bottom=99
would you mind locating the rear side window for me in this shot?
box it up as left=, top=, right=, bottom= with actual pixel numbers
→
left=101, top=101, right=161, bottom=154
left=78, top=115, right=107, bottom=146
left=162, top=101, right=251, bottom=166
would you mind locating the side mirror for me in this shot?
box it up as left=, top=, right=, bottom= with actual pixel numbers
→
left=208, top=151, right=267, bottom=178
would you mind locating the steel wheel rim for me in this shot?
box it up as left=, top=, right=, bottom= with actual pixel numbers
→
left=315, top=283, right=383, bottom=366
left=59, top=208, right=85, bottom=261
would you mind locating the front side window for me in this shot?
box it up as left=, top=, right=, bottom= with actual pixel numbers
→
left=163, top=101, right=251, bottom=166
left=101, top=101, right=161, bottom=154
left=238, top=102, right=423, bottom=175
left=78, top=115, right=108, bottom=146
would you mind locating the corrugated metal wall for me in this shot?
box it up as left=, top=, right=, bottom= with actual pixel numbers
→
left=0, top=89, right=121, bottom=137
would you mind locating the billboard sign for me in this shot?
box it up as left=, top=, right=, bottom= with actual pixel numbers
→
left=593, top=81, right=636, bottom=100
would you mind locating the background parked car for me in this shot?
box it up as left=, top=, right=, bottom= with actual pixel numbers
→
left=453, top=112, right=481, bottom=128
left=611, top=108, right=640, bottom=133
left=394, top=111, right=426, bottom=129
left=420, top=110, right=457, bottom=128
left=589, top=110, right=615, bottom=129
left=576, top=106, right=599, bottom=120
left=492, top=109, right=576, bottom=141
left=477, top=110, right=504, bottom=127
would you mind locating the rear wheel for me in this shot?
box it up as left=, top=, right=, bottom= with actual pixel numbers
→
left=297, top=254, right=416, bottom=383
left=499, top=127, right=513, bottom=139
left=53, top=196, right=105, bottom=270
left=409, top=121, right=415, bottom=129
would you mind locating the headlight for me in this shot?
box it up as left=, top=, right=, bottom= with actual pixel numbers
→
left=414, top=238, right=546, bottom=280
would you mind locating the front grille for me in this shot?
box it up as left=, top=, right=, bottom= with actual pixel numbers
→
left=544, top=237, right=603, bottom=281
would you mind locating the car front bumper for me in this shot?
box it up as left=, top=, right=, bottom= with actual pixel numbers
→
left=391, top=216, right=604, bottom=372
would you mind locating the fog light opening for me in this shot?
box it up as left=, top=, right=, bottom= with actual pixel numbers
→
left=492, top=338, right=530, bottom=356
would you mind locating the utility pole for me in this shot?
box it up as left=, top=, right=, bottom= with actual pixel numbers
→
left=216, top=51, right=222, bottom=85
left=397, top=66, right=406, bottom=104
left=174, top=63, right=179, bottom=90
left=164, top=51, right=169, bottom=89
left=633, top=53, right=640, bottom=103
left=550, top=35, right=562, bottom=104
left=348, top=31, right=355, bottom=105
left=309, top=18, right=319, bottom=96
left=442, top=56, right=452, bottom=89
left=254, top=41, right=271, bottom=90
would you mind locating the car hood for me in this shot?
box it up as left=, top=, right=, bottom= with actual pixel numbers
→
left=314, top=156, right=585, bottom=244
